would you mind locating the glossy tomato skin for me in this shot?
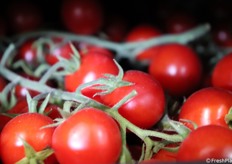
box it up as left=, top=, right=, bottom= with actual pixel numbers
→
left=212, top=52, right=232, bottom=91
left=61, top=0, right=103, bottom=35
left=1, top=113, right=55, bottom=164
left=6, top=1, right=43, bottom=34
left=125, top=24, right=162, bottom=61
left=64, top=52, right=118, bottom=100
left=52, top=108, right=122, bottom=164
left=45, top=41, right=73, bottom=65
left=16, top=39, right=38, bottom=65
left=101, top=70, right=165, bottom=129
left=176, top=125, right=232, bottom=161
left=179, top=87, right=232, bottom=129
left=148, top=43, right=202, bottom=97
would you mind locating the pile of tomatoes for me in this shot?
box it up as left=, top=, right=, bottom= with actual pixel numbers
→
left=1, top=0, right=232, bottom=164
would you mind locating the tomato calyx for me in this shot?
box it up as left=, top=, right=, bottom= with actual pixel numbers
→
left=16, top=138, right=54, bottom=164
left=225, top=107, right=232, bottom=129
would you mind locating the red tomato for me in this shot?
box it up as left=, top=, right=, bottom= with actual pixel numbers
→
left=148, top=43, right=203, bottom=97
left=103, top=16, right=128, bottom=42
left=16, top=39, right=38, bottom=65
left=152, top=144, right=177, bottom=162
left=1, top=113, right=55, bottom=164
left=77, top=42, right=114, bottom=58
left=52, top=107, right=122, bottom=164
left=179, top=87, right=232, bottom=129
left=212, top=24, right=232, bottom=47
left=125, top=24, right=162, bottom=61
left=61, top=0, right=103, bottom=35
left=6, top=1, right=43, bottom=34
left=164, top=12, right=197, bottom=34
left=176, top=125, right=232, bottom=161
left=64, top=52, right=118, bottom=100
left=212, top=52, right=232, bottom=91
left=101, top=70, right=165, bottom=129
left=45, top=40, right=74, bottom=65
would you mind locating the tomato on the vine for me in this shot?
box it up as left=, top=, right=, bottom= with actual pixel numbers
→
left=179, top=87, right=232, bottom=129
left=61, top=0, right=103, bottom=35
left=64, top=52, right=118, bottom=101
left=176, top=125, right=232, bottom=161
left=101, top=70, right=165, bottom=129
left=45, top=40, right=74, bottom=66
left=52, top=107, right=122, bottom=164
left=148, top=43, right=203, bottom=97
left=16, top=39, right=38, bottom=65
left=1, top=113, right=55, bottom=164
left=212, top=52, right=232, bottom=91
left=125, top=24, right=162, bottom=61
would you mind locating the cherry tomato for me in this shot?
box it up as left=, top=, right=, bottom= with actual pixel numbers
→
left=6, top=1, right=43, bottom=34
left=125, top=24, right=162, bottom=61
left=64, top=52, right=118, bottom=101
left=101, top=70, right=165, bottom=129
left=52, top=107, right=122, bottom=164
left=212, top=24, right=232, bottom=47
left=212, top=52, right=232, bottom=91
left=176, top=125, right=232, bottom=161
left=45, top=40, right=74, bottom=65
left=16, top=39, right=38, bottom=65
left=61, top=0, right=103, bottom=35
left=179, top=87, right=232, bottom=129
left=164, top=12, right=197, bottom=34
left=1, top=113, right=55, bottom=164
left=148, top=43, right=203, bottom=97
left=103, top=16, right=128, bottom=42
left=125, top=24, right=161, bottom=42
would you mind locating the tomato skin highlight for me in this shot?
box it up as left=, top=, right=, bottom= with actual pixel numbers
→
left=179, top=87, right=232, bottom=129
left=0, top=113, right=55, bottom=164
left=148, top=43, right=202, bottom=97
left=101, top=70, right=165, bottom=129
left=212, top=52, right=232, bottom=91
left=176, top=125, right=232, bottom=162
left=52, top=108, right=122, bottom=164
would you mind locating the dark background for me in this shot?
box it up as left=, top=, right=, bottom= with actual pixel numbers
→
left=0, top=0, right=231, bottom=35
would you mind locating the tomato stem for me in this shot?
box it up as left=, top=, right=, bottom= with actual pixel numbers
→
left=9, top=24, right=210, bottom=63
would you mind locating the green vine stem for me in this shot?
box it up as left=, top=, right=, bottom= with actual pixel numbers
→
left=8, top=23, right=210, bottom=62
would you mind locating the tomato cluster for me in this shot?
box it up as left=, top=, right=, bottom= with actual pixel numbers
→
left=0, top=0, right=232, bottom=163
